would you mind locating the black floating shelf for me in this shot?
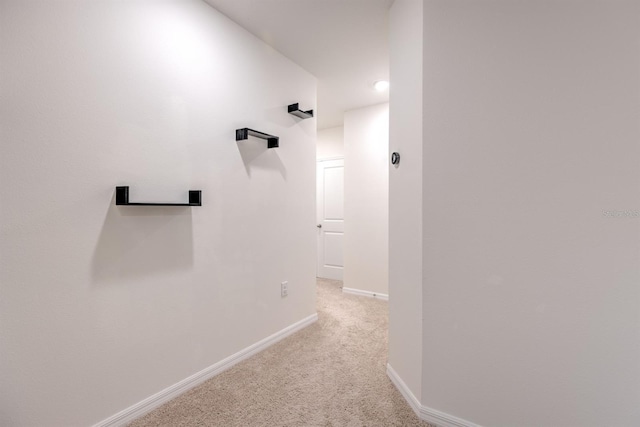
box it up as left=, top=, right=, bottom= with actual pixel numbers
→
left=115, top=186, right=202, bottom=206
left=287, top=103, right=313, bottom=119
left=236, top=128, right=279, bottom=149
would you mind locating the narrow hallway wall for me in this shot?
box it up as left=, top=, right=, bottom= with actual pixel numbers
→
left=387, top=0, right=424, bottom=404
left=344, top=103, right=389, bottom=297
left=420, top=1, right=640, bottom=425
left=0, top=1, right=316, bottom=425
left=317, top=126, right=344, bottom=160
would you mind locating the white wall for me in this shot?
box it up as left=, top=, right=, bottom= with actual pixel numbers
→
left=388, top=0, right=423, bottom=402
left=343, top=103, right=389, bottom=296
left=0, top=1, right=316, bottom=426
left=388, top=1, right=639, bottom=426
left=317, top=126, right=344, bottom=160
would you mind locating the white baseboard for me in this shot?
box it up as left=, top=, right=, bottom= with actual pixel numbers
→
left=342, top=287, right=389, bottom=301
left=386, top=363, right=422, bottom=417
left=386, top=363, right=481, bottom=427
left=94, top=313, right=318, bottom=427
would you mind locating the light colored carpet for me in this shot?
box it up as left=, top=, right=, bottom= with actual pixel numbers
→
left=129, top=278, right=432, bottom=427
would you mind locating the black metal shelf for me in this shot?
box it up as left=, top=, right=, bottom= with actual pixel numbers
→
left=287, top=103, right=313, bottom=119
left=236, top=128, right=279, bottom=148
left=116, top=186, right=202, bottom=206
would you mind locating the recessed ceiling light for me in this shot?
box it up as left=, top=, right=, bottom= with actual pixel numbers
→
left=374, top=80, right=389, bottom=92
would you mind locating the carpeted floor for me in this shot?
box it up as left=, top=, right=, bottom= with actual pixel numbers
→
left=129, top=278, right=432, bottom=427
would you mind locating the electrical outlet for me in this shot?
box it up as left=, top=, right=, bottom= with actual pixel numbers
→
left=281, top=281, right=288, bottom=297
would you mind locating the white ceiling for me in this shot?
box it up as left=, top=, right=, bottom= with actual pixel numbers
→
left=204, top=0, right=393, bottom=129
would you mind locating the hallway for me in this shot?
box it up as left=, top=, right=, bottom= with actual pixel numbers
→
left=130, top=279, right=430, bottom=426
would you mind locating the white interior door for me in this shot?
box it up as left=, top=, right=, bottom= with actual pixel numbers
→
left=317, top=159, right=344, bottom=280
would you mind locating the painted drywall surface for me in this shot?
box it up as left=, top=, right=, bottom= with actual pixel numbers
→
left=421, top=1, right=640, bottom=426
left=317, top=126, right=344, bottom=160
left=0, top=1, right=316, bottom=425
left=343, top=103, right=389, bottom=295
left=387, top=0, right=423, bottom=403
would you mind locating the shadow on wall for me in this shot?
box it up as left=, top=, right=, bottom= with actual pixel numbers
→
left=263, top=104, right=315, bottom=141
left=264, top=105, right=298, bottom=128
left=237, top=138, right=287, bottom=179
left=91, top=192, right=194, bottom=284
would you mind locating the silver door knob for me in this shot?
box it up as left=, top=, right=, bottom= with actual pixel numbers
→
left=316, top=224, right=322, bottom=228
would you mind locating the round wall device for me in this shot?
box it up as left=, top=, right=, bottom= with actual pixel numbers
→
left=391, top=152, right=400, bottom=166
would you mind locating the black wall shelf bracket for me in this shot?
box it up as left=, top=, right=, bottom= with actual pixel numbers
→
left=236, top=128, right=279, bottom=148
left=287, top=103, right=314, bottom=119
left=115, top=186, right=202, bottom=206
